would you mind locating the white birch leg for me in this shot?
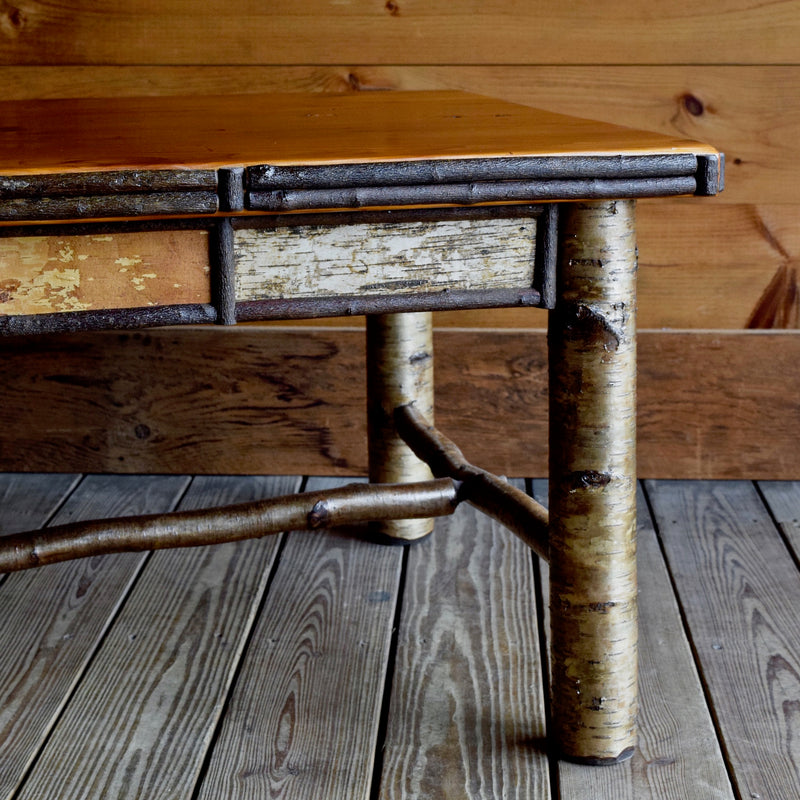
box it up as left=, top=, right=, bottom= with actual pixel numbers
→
left=367, top=312, right=435, bottom=542
left=549, top=200, right=638, bottom=763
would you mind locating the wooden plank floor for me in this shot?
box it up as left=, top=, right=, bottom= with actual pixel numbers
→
left=2, top=474, right=799, bottom=799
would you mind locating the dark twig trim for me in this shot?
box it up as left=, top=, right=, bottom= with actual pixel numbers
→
left=211, top=218, right=237, bottom=325
left=232, top=203, right=545, bottom=230
left=535, top=203, right=558, bottom=309
left=249, top=177, right=698, bottom=212
left=0, top=169, right=218, bottom=198
left=394, top=403, right=550, bottom=560
left=0, top=218, right=217, bottom=238
left=0, top=289, right=543, bottom=338
left=248, top=154, right=699, bottom=190
left=0, top=304, right=217, bottom=337
left=218, top=167, right=245, bottom=212
left=0, top=192, right=219, bottom=222
left=696, top=153, right=725, bottom=195
left=235, top=288, right=543, bottom=322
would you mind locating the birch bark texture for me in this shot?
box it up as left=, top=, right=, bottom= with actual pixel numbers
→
left=548, top=200, right=639, bottom=763
left=367, top=312, right=435, bottom=541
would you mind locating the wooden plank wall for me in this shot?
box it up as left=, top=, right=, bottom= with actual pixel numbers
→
left=1, top=1, right=798, bottom=478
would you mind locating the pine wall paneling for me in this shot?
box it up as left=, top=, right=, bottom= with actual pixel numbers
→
left=1, top=1, right=797, bottom=477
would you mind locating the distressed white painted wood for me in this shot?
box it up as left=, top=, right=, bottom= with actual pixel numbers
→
left=234, top=217, right=536, bottom=301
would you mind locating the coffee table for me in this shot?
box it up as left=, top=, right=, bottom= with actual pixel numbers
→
left=0, top=91, right=723, bottom=763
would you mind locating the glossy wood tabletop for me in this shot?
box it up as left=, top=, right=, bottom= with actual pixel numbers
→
left=0, top=91, right=719, bottom=175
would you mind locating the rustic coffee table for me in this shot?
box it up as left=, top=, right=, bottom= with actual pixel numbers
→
left=0, top=91, right=722, bottom=763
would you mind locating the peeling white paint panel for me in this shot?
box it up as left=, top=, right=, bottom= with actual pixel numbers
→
left=234, top=217, right=536, bottom=301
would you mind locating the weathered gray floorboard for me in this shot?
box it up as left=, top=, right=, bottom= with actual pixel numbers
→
left=0, top=473, right=80, bottom=536
left=197, top=477, right=404, bottom=800
left=0, top=474, right=191, bottom=800
left=4, top=475, right=797, bottom=800
left=645, top=480, right=800, bottom=800
left=378, top=481, right=550, bottom=800
left=532, top=480, right=734, bottom=800
left=13, top=475, right=299, bottom=800
left=759, top=480, right=800, bottom=563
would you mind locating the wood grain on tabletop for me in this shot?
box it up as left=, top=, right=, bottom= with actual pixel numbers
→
left=0, top=63, right=784, bottom=205
left=0, top=64, right=789, bottom=206
left=0, top=91, right=718, bottom=176
left=1, top=1, right=796, bottom=65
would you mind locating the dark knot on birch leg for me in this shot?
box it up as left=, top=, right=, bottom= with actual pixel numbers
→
left=566, top=470, right=613, bottom=492
left=563, top=304, right=624, bottom=352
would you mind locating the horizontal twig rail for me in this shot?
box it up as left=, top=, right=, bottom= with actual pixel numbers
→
left=0, top=408, right=550, bottom=573
left=395, top=403, right=550, bottom=560
left=0, top=479, right=459, bottom=573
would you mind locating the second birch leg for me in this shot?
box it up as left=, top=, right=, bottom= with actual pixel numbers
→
left=367, top=312, right=435, bottom=542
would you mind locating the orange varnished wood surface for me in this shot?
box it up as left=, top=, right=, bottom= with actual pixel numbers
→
left=0, top=91, right=719, bottom=175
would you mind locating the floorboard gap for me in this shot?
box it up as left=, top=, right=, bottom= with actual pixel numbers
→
left=534, top=551, right=559, bottom=799
left=640, top=481, right=741, bottom=800
left=368, top=543, right=410, bottom=800
left=753, top=479, right=800, bottom=575
left=526, top=478, right=559, bottom=800
left=38, top=473, right=87, bottom=529
left=8, top=548, right=155, bottom=800
left=188, top=529, right=292, bottom=800
left=187, top=477, right=306, bottom=800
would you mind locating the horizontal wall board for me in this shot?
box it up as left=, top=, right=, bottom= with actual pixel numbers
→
left=2, top=2, right=798, bottom=65
left=0, top=65, right=794, bottom=205
left=234, top=216, right=536, bottom=302
left=0, top=327, right=797, bottom=480
left=0, top=229, right=210, bottom=315
left=638, top=203, right=799, bottom=330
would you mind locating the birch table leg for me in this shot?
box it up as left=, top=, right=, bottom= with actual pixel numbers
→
left=548, top=200, right=639, bottom=763
left=367, top=311, right=435, bottom=542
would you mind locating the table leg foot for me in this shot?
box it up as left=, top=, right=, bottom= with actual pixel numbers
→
left=561, top=745, right=636, bottom=766
left=367, top=311, right=435, bottom=542
left=548, top=200, right=639, bottom=763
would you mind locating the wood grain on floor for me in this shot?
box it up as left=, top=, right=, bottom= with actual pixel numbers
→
left=1, top=474, right=798, bottom=799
